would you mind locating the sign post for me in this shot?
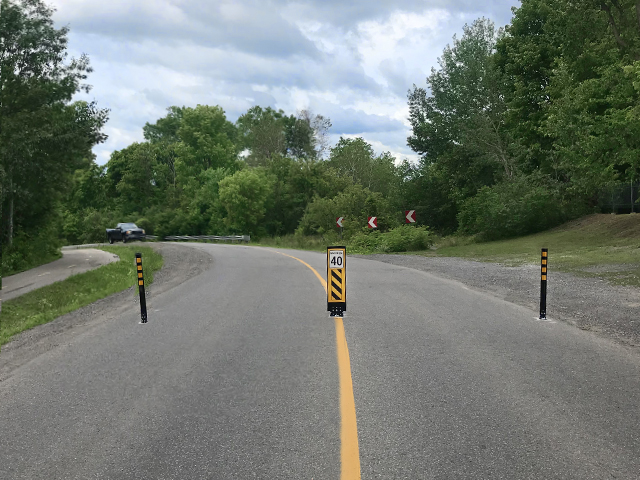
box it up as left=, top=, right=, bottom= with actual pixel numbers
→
left=327, top=246, right=346, bottom=317
left=336, top=217, right=344, bottom=240
left=135, top=253, right=148, bottom=323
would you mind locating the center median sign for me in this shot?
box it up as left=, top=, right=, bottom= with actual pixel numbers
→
left=327, top=246, right=346, bottom=317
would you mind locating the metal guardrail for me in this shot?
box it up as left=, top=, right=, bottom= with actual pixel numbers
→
left=162, top=235, right=250, bottom=243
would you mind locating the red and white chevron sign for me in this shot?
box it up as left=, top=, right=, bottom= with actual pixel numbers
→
left=336, top=217, right=344, bottom=228
left=367, top=216, right=377, bottom=229
left=405, top=210, right=416, bottom=223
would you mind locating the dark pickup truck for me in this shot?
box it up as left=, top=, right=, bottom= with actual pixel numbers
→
left=106, top=223, right=145, bottom=244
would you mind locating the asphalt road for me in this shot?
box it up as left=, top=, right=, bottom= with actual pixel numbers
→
left=1, top=244, right=639, bottom=479
left=1, top=249, right=119, bottom=301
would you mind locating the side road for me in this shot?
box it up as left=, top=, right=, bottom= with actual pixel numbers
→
left=1, top=249, right=119, bottom=302
left=365, top=254, right=640, bottom=349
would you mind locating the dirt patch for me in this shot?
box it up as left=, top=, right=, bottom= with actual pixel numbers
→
left=362, top=254, right=640, bottom=349
left=0, top=243, right=213, bottom=382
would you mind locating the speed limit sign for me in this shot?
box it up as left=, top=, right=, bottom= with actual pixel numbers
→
left=329, top=250, right=344, bottom=269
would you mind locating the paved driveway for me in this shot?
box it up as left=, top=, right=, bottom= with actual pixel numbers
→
left=1, top=249, right=119, bottom=301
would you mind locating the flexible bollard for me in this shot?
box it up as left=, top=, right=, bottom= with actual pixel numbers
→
left=540, top=248, right=548, bottom=319
left=135, top=253, right=148, bottom=323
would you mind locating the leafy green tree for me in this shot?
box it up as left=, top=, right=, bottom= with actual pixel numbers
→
left=0, top=0, right=107, bottom=257
left=407, top=18, right=505, bottom=231
left=540, top=1, right=640, bottom=197
left=236, top=106, right=287, bottom=165
left=218, top=168, right=275, bottom=235
left=261, top=154, right=350, bottom=235
left=175, top=104, right=239, bottom=176
left=106, top=143, right=162, bottom=215
left=236, top=106, right=329, bottom=164
left=327, top=137, right=401, bottom=198
left=143, top=106, right=185, bottom=144
left=494, top=1, right=560, bottom=173
left=595, top=0, right=640, bottom=61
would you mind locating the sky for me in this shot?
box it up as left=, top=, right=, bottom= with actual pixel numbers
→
left=49, top=0, right=521, bottom=165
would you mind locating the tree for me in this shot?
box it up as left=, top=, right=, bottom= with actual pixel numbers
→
left=218, top=168, right=275, bottom=236
left=327, top=137, right=400, bottom=198
left=596, top=0, right=640, bottom=61
left=494, top=1, right=560, bottom=173
left=0, top=0, right=108, bottom=253
left=174, top=104, right=239, bottom=190
left=407, top=18, right=512, bottom=232
left=297, top=183, right=399, bottom=237
left=143, top=106, right=184, bottom=144
left=236, top=106, right=287, bottom=165
left=236, top=106, right=331, bottom=164
left=540, top=0, right=640, bottom=196
left=288, top=109, right=332, bottom=159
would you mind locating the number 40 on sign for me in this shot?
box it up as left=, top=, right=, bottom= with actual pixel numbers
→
left=329, top=249, right=344, bottom=267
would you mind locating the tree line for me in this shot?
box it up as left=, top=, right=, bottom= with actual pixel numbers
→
left=2, top=0, right=640, bottom=273
left=407, top=1, right=640, bottom=239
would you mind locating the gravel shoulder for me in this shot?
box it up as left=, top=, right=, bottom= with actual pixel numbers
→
left=0, top=243, right=214, bottom=382
left=362, top=254, right=640, bottom=349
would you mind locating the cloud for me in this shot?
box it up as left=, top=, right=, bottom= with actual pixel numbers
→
left=49, top=0, right=520, bottom=164
left=52, top=0, right=320, bottom=58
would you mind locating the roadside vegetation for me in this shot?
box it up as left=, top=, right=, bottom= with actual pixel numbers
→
left=3, top=0, right=640, bottom=280
left=0, top=246, right=163, bottom=346
left=426, top=214, right=640, bottom=287
left=254, top=225, right=433, bottom=254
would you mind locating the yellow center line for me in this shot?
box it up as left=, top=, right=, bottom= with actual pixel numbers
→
left=268, top=249, right=361, bottom=479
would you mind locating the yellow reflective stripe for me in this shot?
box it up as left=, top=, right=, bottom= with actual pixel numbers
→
left=541, top=275, right=547, bottom=281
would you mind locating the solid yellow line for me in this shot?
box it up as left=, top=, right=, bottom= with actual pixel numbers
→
left=268, top=249, right=361, bottom=479
left=272, top=250, right=327, bottom=290
left=334, top=315, right=361, bottom=479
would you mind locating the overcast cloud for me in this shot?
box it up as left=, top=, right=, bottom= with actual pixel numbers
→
left=49, top=0, right=520, bottom=165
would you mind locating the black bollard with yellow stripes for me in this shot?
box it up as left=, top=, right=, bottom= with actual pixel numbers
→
left=135, top=253, right=148, bottom=323
left=540, top=248, right=548, bottom=320
left=327, top=246, right=346, bottom=317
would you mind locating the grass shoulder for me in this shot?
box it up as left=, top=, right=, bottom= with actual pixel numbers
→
left=420, top=214, right=640, bottom=287
left=0, top=245, right=163, bottom=346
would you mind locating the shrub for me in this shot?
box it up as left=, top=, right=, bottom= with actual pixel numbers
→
left=297, top=184, right=400, bottom=237
left=457, top=178, right=566, bottom=240
left=378, top=225, right=434, bottom=252
left=348, top=225, right=433, bottom=253
left=2, top=228, right=61, bottom=276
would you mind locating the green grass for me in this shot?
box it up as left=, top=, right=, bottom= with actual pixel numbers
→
left=420, top=213, right=640, bottom=287
left=0, top=246, right=163, bottom=346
